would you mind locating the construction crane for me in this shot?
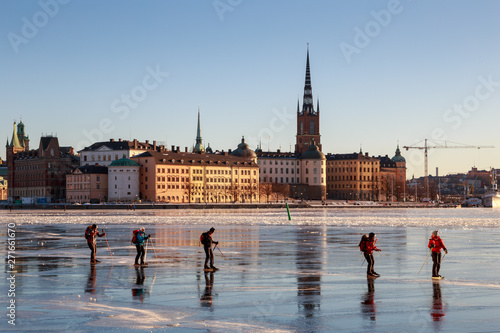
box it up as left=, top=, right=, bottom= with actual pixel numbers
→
left=403, top=139, right=494, bottom=200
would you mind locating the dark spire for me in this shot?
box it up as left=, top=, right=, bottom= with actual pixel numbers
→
left=302, top=44, right=315, bottom=115
left=317, top=97, right=320, bottom=113
left=193, top=106, right=205, bottom=154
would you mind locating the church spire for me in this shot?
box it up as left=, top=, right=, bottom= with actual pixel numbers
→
left=10, top=122, right=22, bottom=149
left=193, top=106, right=205, bottom=154
left=302, top=44, right=315, bottom=115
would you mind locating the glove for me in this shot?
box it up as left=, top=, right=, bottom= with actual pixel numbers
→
left=215, top=241, right=219, bottom=245
left=445, top=249, right=448, bottom=254
left=376, top=249, right=381, bottom=252
left=430, top=244, right=435, bottom=248
left=102, top=232, right=106, bottom=236
left=148, top=234, right=151, bottom=239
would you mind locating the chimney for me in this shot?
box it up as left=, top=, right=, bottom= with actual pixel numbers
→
left=153, top=141, right=157, bottom=150
left=176, top=146, right=180, bottom=152
left=171, top=145, right=175, bottom=151
left=185, top=147, right=188, bottom=152
left=145, top=140, right=149, bottom=145
left=228, top=149, right=232, bottom=154
left=134, top=139, right=138, bottom=149
left=110, top=139, right=114, bottom=142
left=119, top=138, right=122, bottom=142
left=365, top=152, right=369, bottom=157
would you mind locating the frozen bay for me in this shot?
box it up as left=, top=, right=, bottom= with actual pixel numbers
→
left=1, top=207, right=500, bottom=332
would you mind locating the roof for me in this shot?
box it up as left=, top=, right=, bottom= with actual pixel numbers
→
left=76, top=165, right=108, bottom=174
left=391, top=146, right=406, bottom=163
left=326, top=152, right=379, bottom=162
left=109, top=158, right=141, bottom=167
left=79, top=139, right=156, bottom=153
left=133, top=149, right=258, bottom=167
left=230, top=137, right=256, bottom=159
left=300, top=141, right=325, bottom=160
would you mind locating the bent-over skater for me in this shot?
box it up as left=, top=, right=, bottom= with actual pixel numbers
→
left=200, top=227, right=219, bottom=270
left=360, top=232, right=381, bottom=277
left=85, top=224, right=106, bottom=264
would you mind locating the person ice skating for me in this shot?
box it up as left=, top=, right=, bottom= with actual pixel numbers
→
left=85, top=224, right=106, bottom=264
left=428, top=230, right=448, bottom=279
left=133, top=227, right=151, bottom=266
left=360, top=232, right=381, bottom=277
left=200, top=227, right=219, bottom=270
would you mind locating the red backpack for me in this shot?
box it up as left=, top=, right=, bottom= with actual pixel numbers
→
left=131, top=229, right=139, bottom=244
left=359, top=235, right=368, bottom=252
left=84, top=226, right=92, bottom=240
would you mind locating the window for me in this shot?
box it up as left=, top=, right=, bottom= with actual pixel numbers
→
left=309, top=120, right=314, bottom=135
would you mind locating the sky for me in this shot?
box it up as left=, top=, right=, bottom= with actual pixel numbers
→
left=1, top=0, right=500, bottom=179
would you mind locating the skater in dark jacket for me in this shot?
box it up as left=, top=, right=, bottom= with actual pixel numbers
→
left=201, top=227, right=219, bottom=270
left=360, top=232, right=381, bottom=277
left=134, top=227, right=150, bottom=266
left=85, top=224, right=106, bottom=264
left=428, top=230, right=448, bottom=278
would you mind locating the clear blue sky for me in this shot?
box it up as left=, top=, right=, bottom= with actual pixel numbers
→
left=1, top=0, right=500, bottom=179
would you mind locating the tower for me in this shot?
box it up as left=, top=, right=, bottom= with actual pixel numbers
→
left=193, top=107, right=205, bottom=154
left=295, top=45, right=321, bottom=154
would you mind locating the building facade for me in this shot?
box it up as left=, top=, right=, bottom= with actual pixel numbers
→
left=107, top=158, right=141, bottom=202
left=79, top=139, right=160, bottom=166
left=66, top=165, right=108, bottom=203
left=7, top=134, right=79, bottom=204
left=132, top=141, right=259, bottom=203
left=376, top=146, right=407, bottom=201
left=326, top=152, right=381, bottom=201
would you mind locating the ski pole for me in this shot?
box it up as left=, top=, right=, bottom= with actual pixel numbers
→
left=144, top=238, right=148, bottom=263
left=103, top=229, right=113, bottom=260
left=441, top=252, right=446, bottom=263
left=148, top=238, right=158, bottom=258
left=418, top=249, right=432, bottom=274
left=214, top=244, right=225, bottom=258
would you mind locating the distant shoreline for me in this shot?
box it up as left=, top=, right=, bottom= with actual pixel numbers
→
left=0, top=201, right=460, bottom=210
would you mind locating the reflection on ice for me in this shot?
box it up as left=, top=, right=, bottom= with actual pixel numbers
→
left=1, top=208, right=500, bottom=332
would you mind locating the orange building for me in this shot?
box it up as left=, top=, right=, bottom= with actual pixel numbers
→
left=66, top=166, right=108, bottom=203
left=326, top=152, right=380, bottom=201
left=132, top=145, right=259, bottom=203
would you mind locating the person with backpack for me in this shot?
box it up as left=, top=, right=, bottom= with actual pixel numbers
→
left=200, top=227, right=219, bottom=270
left=85, top=224, right=106, bottom=264
left=428, top=230, right=448, bottom=279
left=133, top=227, right=151, bottom=266
left=359, top=232, right=381, bottom=277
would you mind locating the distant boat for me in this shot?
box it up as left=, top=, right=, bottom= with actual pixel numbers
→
left=482, top=191, right=500, bottom=208
left=482, top=168, right=500, bottom=208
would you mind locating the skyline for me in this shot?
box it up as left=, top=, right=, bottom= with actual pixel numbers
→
left=1, top=1, right=500, bottom=178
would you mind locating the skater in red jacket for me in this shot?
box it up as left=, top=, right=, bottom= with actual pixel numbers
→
left=360, top=232, right=381, bottom=277
left=428, top=230, right=448, bottom=278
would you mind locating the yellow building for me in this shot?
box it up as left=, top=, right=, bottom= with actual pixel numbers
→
left=326, top=152, right=380, bottom=201
left=132, top=146, right=259, bottom=203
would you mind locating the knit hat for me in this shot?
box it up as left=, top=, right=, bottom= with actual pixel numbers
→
left=432, top=230, right=438, bottom=236
left=209, top=227, right=215, bottom=233
left=140, top=227, right=145, bottom=231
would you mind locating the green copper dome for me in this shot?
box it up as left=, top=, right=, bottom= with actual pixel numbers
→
left=231, top=137, right=256, bottom=159
left=109, top=158, right=141, bottom=167
left=301, top=140, right=325, bottom=160
left=391, top=145, right=406, bottom=163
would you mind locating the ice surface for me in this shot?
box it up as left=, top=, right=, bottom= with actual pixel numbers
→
left=1, top=208, right=500, bottom=332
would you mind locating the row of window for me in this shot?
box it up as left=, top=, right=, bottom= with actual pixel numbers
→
left=327, top=175, right=378, bottom=181
left=83, top=154, right=126, bottom=162
left=326, top=167, right=379, bottom=173
left=259, top=160, right=299, bottom=166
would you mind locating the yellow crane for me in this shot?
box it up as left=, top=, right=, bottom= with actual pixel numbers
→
left=403, top=139, right=494, bottom=200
